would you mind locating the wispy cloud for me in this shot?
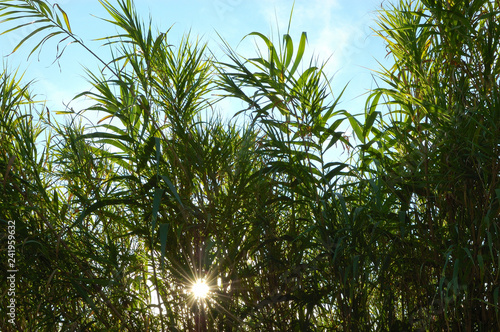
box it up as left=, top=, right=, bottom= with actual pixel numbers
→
left=254, top=0, right=378, bottom=77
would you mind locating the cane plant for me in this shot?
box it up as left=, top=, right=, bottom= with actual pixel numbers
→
left=362, top=0, right=500, bottom=330
left=1, top=0, right=499, bottom=331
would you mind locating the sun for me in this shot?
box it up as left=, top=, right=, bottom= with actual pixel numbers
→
left=191, top=278, right=210, bottom=299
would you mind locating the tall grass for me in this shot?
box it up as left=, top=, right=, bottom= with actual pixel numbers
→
left=0, top=0, right=498, bottom=330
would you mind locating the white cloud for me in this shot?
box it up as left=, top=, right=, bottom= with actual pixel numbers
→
left=251, top=0, right=377, bottom=78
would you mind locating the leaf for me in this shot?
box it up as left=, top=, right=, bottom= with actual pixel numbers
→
left=159, top=223, right=169, bottom=259
left=98, top=124, right=127, bottom=135
left=463, top=247, right=473, bottom=263
left=324, top=164, right=347, bottom=182
left=54, top=4, right=71, bottom=33
left=137, top=135, right=155, bottom=172
left=296, top=66, right=317, bottom=87
left=247, top=31, right=281, bottom=71
left=97, top=114, right=114, bottom=124
left=79, top=131, right=133, bottom=142
left=73, top=198, right=137, bottom=228
left=283, top=33, right=293, bottom=70
left=161, top=175, right=183, bottom=207
left=71, top=280, right=99, bottom=315
left=151, top=187, right=164, bottom=230
left=290, top=32, right=307, bottom=77
left=11, top=24, right=53, bottom=55
left=346, top=114, right=364, bottom=144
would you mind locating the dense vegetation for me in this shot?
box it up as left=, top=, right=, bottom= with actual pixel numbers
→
left=1, top=0, right=499, bottom=330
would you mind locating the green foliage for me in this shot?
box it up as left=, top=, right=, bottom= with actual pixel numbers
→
left=362, top=0, right=500, bottom=329
left=0, top=0, right=499, bottom=331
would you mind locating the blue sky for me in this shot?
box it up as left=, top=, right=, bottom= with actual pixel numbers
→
left=0, top=0, right=391, bottom=122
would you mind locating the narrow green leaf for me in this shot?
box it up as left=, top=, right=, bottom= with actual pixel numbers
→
left=98, top=124, right=127, bottom=135
left=347, top=115, right=364, bottom=144
left=283, top=33, right=293, bottom=70
left=73, top=199, right=137, bottom=228
left=137, top=136, right=155, bottom=172
left=71, top=280, right=99, bottom=315
left=363, top=108, right=380, bottom=138
left=151, top=187, right=164, bottom=229
left=10, top=24, right=53, bottom=54
left=159, top=223, right=169, bottom=258
left=80, top=131, right=133, bottom=143
left=54, top=4, right=71, bottom=33
left=463, top=247, right=474, bottom=263
left=325, top=164, right=347, bottom=182
left=248, top=31, right=280, bottom=70
left=297, top=66, right=317, bottom=87
left=290, top=32, right=307, bottom=77
left=161, top=175, right=183, bottom=207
